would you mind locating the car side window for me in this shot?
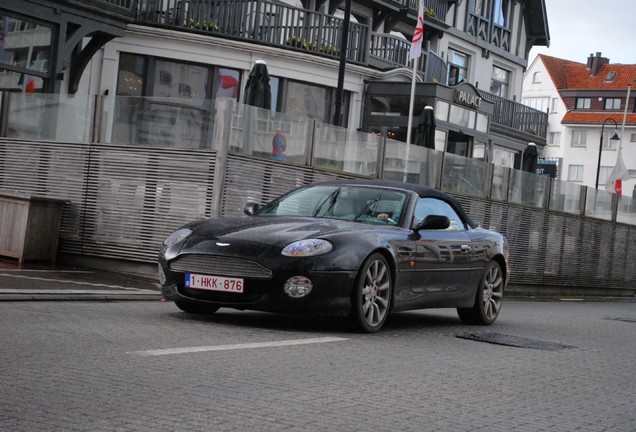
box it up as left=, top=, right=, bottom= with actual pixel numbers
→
left=414, top=197, right=466, bottom=231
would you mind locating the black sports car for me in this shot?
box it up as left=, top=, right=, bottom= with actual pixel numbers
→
left=158, top=179, right=509, bottom=332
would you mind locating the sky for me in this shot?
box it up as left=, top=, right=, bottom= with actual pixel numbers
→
left=528, top=0, right=636, bottom=65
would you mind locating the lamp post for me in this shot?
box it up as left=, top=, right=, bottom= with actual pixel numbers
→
left=595, top=118, right=621, bottom=189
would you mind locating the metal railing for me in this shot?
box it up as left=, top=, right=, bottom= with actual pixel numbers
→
left=135, top=0, right=369, bottom=63
left=480, top=90, right=548, bottom=137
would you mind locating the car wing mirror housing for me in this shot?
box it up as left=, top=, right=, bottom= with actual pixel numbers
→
left=413, top=214, right=450, bottom=231
left=244, top=202, right=261, bottom=216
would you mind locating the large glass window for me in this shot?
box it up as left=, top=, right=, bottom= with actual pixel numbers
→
left=285, top=80, right=328, bottom=123
left=117, top=53, right=146, bottom=96
left=448, top=49, right=469, bottom=86
left=492, top=145, right=515, bottom=168
left=0, top=15, right=52, bottom=92
left=490, top=65, right=510, bottom=97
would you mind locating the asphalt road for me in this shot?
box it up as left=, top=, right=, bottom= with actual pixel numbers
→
left=2, top=299, right=635, bottom=431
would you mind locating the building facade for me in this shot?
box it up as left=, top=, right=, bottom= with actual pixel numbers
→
left=523, top=53, right=636, bottom=197
left=0, top=0, right=549, bottom=166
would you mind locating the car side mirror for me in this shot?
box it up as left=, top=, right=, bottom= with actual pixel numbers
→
left=244, top=202, right=261, bottom=216
left=413, top=214, right=450, bottom=231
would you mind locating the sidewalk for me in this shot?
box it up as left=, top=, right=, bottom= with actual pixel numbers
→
left=0, top=258, right=161, bottom=301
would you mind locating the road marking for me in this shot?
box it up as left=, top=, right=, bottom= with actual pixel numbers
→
left=128, top=337, right=349, bottom=356
left=0, top=272, right=149, bottom=290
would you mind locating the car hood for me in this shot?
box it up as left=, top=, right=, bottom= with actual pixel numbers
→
left=176, top=215, right=379, bottom=256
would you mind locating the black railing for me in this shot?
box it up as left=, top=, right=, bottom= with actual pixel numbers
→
left=135, top=0, right=369, bottom=63
left=404, top=0, right=449, bottom=21
left=480, top=91, right=548, bottom=138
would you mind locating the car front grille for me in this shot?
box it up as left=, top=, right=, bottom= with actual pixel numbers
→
left=169, top=254, right=273, bottom=279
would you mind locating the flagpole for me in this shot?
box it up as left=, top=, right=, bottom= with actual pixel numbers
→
left=403, top=0, right=424, bottom=182
left=406, top=54, right=419, bottom=146
left=619, top=83, right=631, bottom=144
left=405, top=0, right=424, bottom=147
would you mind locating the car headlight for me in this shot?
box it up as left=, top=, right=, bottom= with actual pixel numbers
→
left=163, top=228, right=192, bottom=247
left=281, top=239, right=333, bottom=257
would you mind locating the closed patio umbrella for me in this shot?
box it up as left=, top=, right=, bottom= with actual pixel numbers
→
left=414, top=106, right=435, bottom=149
left=522, top=142, right=538, bottom=173
left=243, top=60, right=271, bottom=109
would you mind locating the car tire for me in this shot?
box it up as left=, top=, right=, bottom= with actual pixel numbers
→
left=457, top=261, right=504, bottom=325
left=175, top=301, right=220, bottom=315
left=351, top=253, right=392, bottom=333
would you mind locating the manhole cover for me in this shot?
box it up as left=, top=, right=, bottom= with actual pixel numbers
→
left=456, top=332, right=573, bottom=351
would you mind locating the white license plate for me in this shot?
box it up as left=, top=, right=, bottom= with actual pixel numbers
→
left=185, top=273, right=244, bottom=293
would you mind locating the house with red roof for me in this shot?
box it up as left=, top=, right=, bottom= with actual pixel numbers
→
left=523, top=52, right=636, bottom=197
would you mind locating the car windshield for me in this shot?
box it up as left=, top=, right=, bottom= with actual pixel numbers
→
left=258, top=185, right=407, bottom=225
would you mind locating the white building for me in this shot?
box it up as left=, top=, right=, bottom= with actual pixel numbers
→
left=523, top=52, right=636, bottom=197
left=1, top=0, right=550, bottom=165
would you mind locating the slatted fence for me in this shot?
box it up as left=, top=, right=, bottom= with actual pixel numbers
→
left=0, top=139, right=634, bottom=292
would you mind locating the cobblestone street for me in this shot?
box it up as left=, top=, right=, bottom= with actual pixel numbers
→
left=2, top=299, right=635, bottom=431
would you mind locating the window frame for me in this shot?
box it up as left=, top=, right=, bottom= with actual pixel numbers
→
left=604, top=98, right=621, bottom=110
left=490, top=65, right=510, bottom=98
left=575, top=98, right=591, bottom=109
left=567, top=165, right=584, bottom=182
left=448, top=48, right=469, bottom=86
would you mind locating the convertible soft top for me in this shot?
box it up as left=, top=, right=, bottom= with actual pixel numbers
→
left=309, top=178, right=478, bottom=229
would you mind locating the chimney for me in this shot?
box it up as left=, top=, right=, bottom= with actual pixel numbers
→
left=587, top=52, right=610, bottom=76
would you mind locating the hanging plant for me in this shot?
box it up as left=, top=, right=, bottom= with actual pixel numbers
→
left=188, top=17, right=219, bottom=31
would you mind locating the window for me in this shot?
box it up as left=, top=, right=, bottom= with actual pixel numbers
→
left=575, top=98, right=591, bottom=109
left=532, top=71, right=541, bottom=83
left=490, top=65, right=510, bottom=97
left=414, top=198, right=466, bottom=231
left=448, top=49, right=469, bottom=86
left=570, top=130, right=587, bottom=147
left=474, top=0, right=486, bottom=16
left=567, top=165, right=584, bottom=182
left=549, top=132, right=561, bottom=146
left=523, top=97, right=549, bottom=112
left=492, top=146, right=516, bottom=168
left=551, top=98, right=559, bottom=114
left=604, top=98, right=621, bottom=110
left=117, top=53, right=147, bottom=96
left=605, top=71, right=616, bottom=83
left=493, top=0, right=511, bottom=26
left=631, top=133, right=636, bottom=142
left=285, top=80, right=328, bottom=123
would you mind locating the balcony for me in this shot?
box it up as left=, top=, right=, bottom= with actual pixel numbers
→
left=131, top=0, right=546, bottom=140
left=480, top=91, right=548, bottom=140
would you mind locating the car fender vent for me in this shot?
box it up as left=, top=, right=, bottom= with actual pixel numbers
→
left=169, top=254, right=273, bottom=279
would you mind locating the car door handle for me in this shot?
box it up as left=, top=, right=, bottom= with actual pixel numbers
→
left=461, top=245, right=471, bottom=253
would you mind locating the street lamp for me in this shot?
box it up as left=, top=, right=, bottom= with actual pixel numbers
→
left=595, top=118, right=621, bottom=189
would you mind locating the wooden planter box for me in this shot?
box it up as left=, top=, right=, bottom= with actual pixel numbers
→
left=0, top=191, right=67, bottom=263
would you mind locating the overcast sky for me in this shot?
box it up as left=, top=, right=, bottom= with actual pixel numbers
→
left=528, top=0, right=636, bottom=65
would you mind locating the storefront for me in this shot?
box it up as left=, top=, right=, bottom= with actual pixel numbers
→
left=363, top=81, right=522, bottom=165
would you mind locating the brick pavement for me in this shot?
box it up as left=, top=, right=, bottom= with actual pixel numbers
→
left=1, top=299, right=635, bottom=431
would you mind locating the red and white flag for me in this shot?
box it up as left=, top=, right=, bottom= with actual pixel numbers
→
left=408, top=0, right=425, bottom=62
left=605, top=146, right=630, bottom=195
left=18, top=73, right=36, bottom=93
